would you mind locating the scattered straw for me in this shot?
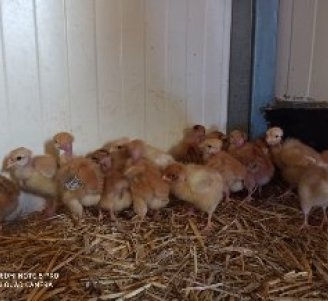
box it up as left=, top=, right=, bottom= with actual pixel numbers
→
left=1, top=184, right=328, bottom=300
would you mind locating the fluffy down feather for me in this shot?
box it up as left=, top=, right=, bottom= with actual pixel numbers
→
left=57, top=157, right=104, bottom=219
left=298, top=162, right=328, bottom=229
left=266, top=127, right=322, bottom=186
left=124, top=158, right=170, bottom=219
left=98, top=155, right=132, bottom=220
left=162, top=163, right=225, bottom=230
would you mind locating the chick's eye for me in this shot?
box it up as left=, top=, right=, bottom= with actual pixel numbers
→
left=168, top=173, right=176, bottom=180
left=16, top=156, right=22, bottom=161
left=207, top=145, right=212, bottom=148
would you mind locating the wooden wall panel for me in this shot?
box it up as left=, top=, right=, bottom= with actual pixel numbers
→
left=309, top=0, right=328, bottom=100
left=0, top=1, right=10, bottom=153
left=35, top=0, right=71, bottom=138
left=95, top=0, right=124, bottom=145
left=65, top=0, right=99, bottom=154
left=0, top=0, right=231, bottom=158
left=1, top=0, right=43, bottom=153
left=275, top=0, right=328, bottom=102
left=144, top=0, right=169, bottom=148
left=121, top=0, right=145, bottom=140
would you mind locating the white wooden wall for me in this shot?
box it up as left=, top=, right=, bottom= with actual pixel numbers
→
left=275, top=0, right=328, bottom=102
left=0, top=0, right=231, bottom=159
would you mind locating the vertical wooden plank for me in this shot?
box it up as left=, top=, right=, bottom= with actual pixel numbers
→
left=1, top=0, right=43, bottom=153
left=228, top=0, right=252, bottom=133
left=122, top=0, right=145, bottom=140
left=35, top=0, right=70, bottom=137
left=0, top=1, right=10, bottom=159
left=203, top=0, right=231, bottom=132
left=95, top=0, right=123, bottom=144
left=166, top=0, right=188, bottom=147
left=288, top=0, right=316, bottom=99
left=275, top=0, right=293, bottom=100
left=219, top=0, right=232, bottom=133
left=66, top=0, right=98, bottom=154
left=309, top=0, right=328, bottom=101
left=186, top=0, right=207, bottom=126
left=144, top=0, right=168, bottom=149
left=251, top=0, right=279, bottom=138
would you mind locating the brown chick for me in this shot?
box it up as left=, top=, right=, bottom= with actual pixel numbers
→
left=125, top=139, right=175, bottom=169
left=57, top=157, right=104, bottom=220
left=228, top=130, right=275, bottom=190
left=162, top=162, right=225, bottom=231
left=321, top=150, right=328, bottom=164
left=266, top=127, right=322, bottom=186
left=298, top=162, right=328, bottom=229
left=0, top=175, right=19, bottom=222
left=86, top=148, right=110, bottom=165
left=228, top=129, right=269, bottom=156
left=98, top=154, right=132, bottom=220
left=170, top=124, right=206, bottom=164
left=103, top=137, right=130, bottom=153
left=199, top=138, right=254, bottom=198
left=5, top=147, right=58, bottom=216
left=206, top=130, right=226, bottom=140
left=53, top=132, right=74, bottom=166
left=124, top=156, right=170, bottom=220
left=0, top=174, right=47, bottom=222
left=206, top=130, right=228, bottom=150
left=228, top=130, right=248, bottom=150
left=87, top=146, right=130, bottom=173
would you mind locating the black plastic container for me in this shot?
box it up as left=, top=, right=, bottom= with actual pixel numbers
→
left=264, top=101, right=328, bottom=152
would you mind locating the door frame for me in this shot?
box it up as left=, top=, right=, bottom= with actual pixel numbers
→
left=227, top=0, right=279, bottom=138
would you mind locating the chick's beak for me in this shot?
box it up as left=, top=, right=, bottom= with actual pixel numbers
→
left=5, top=158, right=15, bottom=169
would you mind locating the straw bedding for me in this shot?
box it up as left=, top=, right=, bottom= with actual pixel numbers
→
left=1, top=184, right=328, bottom=301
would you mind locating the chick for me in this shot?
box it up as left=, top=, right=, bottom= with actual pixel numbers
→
left=86, top=148, right=110, bottom=165
left=321, top=150, right=328, bottom=164
left=266, top=127, right=322, bottom=186
left=57, top=157, right=104, bottom=220
left=206, top=130, right=228, bottom=150
left=98, top=154, right=132, bottom=220
left=162, top=162, right=225, bottom=230
left=228, top=130, right=274, bottom=190
left=124, top=156, right=170, bottom=220
left=5, top=147, right=58, bottom=216
left=228, top=130, right=248, bottom=150
left=53, top=132, right=74, bottom=166
left=125, top=139, right=175, bottom=169
left=206, top=130, right=226, bottom=141
left=0, top=174, right=20, bottom=222
left=298, top=162, right=328, bottom=229
left=170, top=124, right=206, bottom=164
left=199, top=138, right=254, bottom=197
left=0, top=174, right=47, bottom=222
left=103, top=137, right=130, bottom=153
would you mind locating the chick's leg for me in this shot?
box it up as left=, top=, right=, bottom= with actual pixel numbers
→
left=132, top=195, right=147, bottom=232
left=98, top=208, right=104, bottom=222
left=300, top=210, right=310, bottom=230
left=203, top=211, right=214, bottom=232
left=43, top=198, right=57, bottom=217
left=110, top=209, right=117, bottom=221
left=65, top=198, right=83, bottom=220
left=320, top=206, right=327, bottom=229
left=133, top=196, right=147, bottom=221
